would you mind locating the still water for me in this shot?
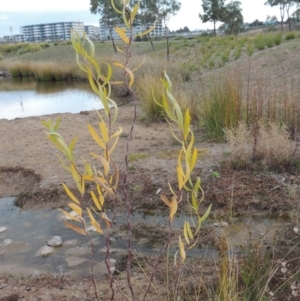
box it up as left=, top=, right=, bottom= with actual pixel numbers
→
left=0, top=78, right=104, bottom=120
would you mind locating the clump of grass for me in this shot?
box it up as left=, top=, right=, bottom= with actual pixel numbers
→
left=200, top=72, right=242, bottom=141
left=225, top=121, right=295, bottom=169
left=246, top=43, right=254, bottom=56
left=33, top=62, right=67, bottom=81
left=266, top=34, right=274, bottom=48
left=233, top=47, right=242, bottom=60
left=254, top=34, right=266, bottom=50
left=135, top=73, right=166, bottom=121
left=286, top=32, right=296, bottom=40
left=274, top=32, right=282, bottom=45
left=221, top=50, right=230, bottom=64
left=128, top=153, right=149, bottom=162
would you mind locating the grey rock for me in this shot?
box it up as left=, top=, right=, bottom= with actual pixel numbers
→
left=47, top=236, right=62, bottom=247
left=0, top=227, right=7, bottom=233
left=35, top=245, right=54, bottom=257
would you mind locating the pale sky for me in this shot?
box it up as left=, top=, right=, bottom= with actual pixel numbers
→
left=0, top=0, right=284, bottom=37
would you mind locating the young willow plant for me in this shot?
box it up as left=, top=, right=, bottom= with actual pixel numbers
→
left=153, top=73, right=211, bottom=262
left=42, top=1, right=155, bottom=300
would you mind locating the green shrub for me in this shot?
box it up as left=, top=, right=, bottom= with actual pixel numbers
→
left=274, top=32, right=282, bottom=45
left=266, top=34, right=274, bottom=48
left=286, top=32, right=295, bottom=40
left=246, top=43, right=254, bottom=56
left=254, top=34, right=265, bottom=50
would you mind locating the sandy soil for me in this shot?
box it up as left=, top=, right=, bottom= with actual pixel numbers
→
left=1, top=104, right=300, bottom=300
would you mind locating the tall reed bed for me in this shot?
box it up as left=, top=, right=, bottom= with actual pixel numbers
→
left=3, top=61, right=83, bottom=81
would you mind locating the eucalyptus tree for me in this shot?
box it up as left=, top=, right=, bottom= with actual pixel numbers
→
left=221, top=1, right=244, bottom=35
left=265, top=0, right=300, bottom=31
left=199, top=0, right=226, bottom=36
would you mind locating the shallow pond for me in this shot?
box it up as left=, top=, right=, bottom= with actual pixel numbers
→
left=0, top=197, right=291, bottom=278
left=0, top=78, right=104, bottom=120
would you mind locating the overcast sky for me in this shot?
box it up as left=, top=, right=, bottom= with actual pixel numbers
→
left=0, top=0, right=284, bottom=37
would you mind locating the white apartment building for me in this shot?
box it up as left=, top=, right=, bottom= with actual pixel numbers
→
left=20, top=22, right=84, bottom=42
left=84, top=26, right=100, bottom=39
left=99, top=19, right=163, bottom=41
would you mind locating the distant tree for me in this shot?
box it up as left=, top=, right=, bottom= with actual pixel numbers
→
left=265, top=0, right=299, bottom=31
left=90, top=0, right=181, bottom=60
left=251, top=19, right=264, bottom=26
left=291, top=8, right=300, bottom=21
left=90, top=0, right=124, bottom=52
left=221, top=1, right=244, bottom=35
left=199, top=0, right=226, bottom=36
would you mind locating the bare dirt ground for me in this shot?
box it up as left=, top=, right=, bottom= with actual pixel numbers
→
left=1, top=104, right=300, bottom=300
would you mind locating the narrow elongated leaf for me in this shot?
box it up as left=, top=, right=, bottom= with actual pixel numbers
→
left=135, top=20, right=157, bottom=37
left=199, top=204, right=212, bottom=223
left=63, top=220, right=86, bottom=235
left=88, top=124, right=106, bottom=149
left=190, top=148, right=198, bottom=172
left=59, top=209, right=80, bottom=222
left=90, top=191, right=102, bottom=210
left=160, top=194, right=170, bottom=207
left=169, top=196, right=178, bottom=222
left=125, top=67, right=134, bottom=88
left=62, top=183, right=80, bottom=205
left=68, top=203, right=82, bottom=217
left=131, top=2, right=139, bottom=23
left=87, top=208, right=103, bottom=234
left=110, top=127, right=122, bottom=139
left=115, top=26, right=129, bottom=44
left=94, top=176, right=114, bottom=195
left=99, top=121, right=109, bottom=144
left=111, top=0, right=122, bottom=13
left=179, top=236, right=186, bottom=262
left=184, top=108, right=191, bottom=140
left=183, top=221, right=190, bottom=244
left=69, top=137, right=77, bottom=154
left=132, top=54, right=146, bottom=72
left=117, top=47, right=125, bottom=54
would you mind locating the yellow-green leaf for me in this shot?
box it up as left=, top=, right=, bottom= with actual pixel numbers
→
left=68, top=203, right=82, bottom=217
left=169, top=195, right=178, bottom=222
left=183, top=221, right=190, bottom=244
left=87, top=208, right=103, bottom=234
left=99, top=121, right=109, bottom=144
left=160, top=194, right=170, bottom=207
left=59, top=209, right=80, bottom=222
left=90, top=190, right=102, bottom=211
left=115, top=26, right=129, bottom=44
left=63, top=220, right=86, bottom=235
left=179, top=236, right=186, bottom=262
left=62, top=183, right=80, bottom=205
left=88, top=124, right=106, bottom=149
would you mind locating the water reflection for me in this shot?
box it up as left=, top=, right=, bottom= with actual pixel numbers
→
left=0, top=78, right=104, bottom=120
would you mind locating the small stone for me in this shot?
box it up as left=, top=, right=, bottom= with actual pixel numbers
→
left=35, top=245, right=54, bottom=257
left=108, top=237, right=116, bottom=244
left=86, top=226, right=96, bottom=232
left=293, top=227, right=299, bottom=234
left=213, top=222, right=229, bottom=227
left=4, top=239, right=12, bottom=246
left=0, top=227, right=7, bottom=233
left=48, top=236, right=62, bottom=247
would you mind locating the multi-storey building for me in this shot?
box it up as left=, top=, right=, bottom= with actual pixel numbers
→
left=99, top=19, right=164, bottom=41
left=20, top=22, right=84, bottom=42
left=84, top=26, right=100, bottom=39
